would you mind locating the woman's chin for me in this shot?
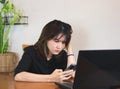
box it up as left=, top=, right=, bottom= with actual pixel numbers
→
left=53, top=52, right=60, bottom=55
left=53, top=53, right=59, bottom=55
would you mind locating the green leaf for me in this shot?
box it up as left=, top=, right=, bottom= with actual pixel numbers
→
left=0, top=0, right=22, bottom=53
left=0, top=12, right=4, bottom=53
left=2, top=39, right=8, bottom=53
left=0, top=0, right=6, bottom=4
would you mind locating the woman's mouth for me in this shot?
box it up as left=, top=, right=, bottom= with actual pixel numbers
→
left=55, top=50, right=60, bottom=53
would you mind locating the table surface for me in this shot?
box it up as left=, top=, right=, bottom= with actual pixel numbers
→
left=15, top=77, right=74, bottom=89
left=15, top=81, right=60, bottom=89
left=0, top=72, right=60, bottom=89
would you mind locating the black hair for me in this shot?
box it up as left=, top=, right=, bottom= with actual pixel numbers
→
left=34, top=20, right=73, bottom=58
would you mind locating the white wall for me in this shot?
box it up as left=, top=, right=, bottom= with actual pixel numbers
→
left=6, top=0, right=120, bottom=60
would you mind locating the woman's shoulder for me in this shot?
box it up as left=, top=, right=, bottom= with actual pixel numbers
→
left=23, top=45, right=35, bottom=52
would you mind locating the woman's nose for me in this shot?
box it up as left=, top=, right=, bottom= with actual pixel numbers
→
left=56, top=42, right=63, bottom=49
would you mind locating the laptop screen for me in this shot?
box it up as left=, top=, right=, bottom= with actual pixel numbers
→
left=73, top=50, right=120, bottom=89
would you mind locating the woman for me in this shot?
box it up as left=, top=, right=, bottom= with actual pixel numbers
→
left=14, top=20, right=76, bottom=82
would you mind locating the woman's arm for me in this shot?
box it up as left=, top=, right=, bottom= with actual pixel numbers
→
left=66, top=44, right=76, bottom=78
left=15, top=72, right=53, bottom=82
left=67, top=44, right=76, bottom=67
left=14, top=69, right=73, bottom=82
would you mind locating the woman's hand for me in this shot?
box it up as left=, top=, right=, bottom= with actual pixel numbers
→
left=66, top=43, right=72, bottom=54
left=66, top=43, right=76, bottom=68
left=50, top=69, right=74, bottom=82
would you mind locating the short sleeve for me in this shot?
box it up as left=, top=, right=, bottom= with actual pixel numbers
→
left=14, top=47, right=34, bottom=76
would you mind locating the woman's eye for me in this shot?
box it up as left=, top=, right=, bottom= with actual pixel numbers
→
left=53, top=39, right=65, bottom=44
left=54, top=39, right=59, bottom=42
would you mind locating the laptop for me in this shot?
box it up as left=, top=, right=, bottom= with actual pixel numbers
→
left=55, top=50, right=120, bottom=89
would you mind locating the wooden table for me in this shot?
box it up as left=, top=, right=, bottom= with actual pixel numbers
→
left=0, top=72, right=60, bottom=89
left=0, top=72, right=15, bottom=89
left=15, top=81, right=60, bottom=89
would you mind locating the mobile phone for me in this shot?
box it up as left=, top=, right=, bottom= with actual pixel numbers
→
left=65, top=64, right=77, bottom=71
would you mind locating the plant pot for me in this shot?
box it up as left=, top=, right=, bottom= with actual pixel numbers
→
left=0, top=52, right=18, bottom=72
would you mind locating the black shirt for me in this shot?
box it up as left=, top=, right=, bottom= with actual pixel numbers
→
left=14, top=46, right=67, bottom=75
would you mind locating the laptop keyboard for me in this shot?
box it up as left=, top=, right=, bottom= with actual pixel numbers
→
left=63, top=82, right=73, bottom=87
left=55, top=81, right=73, bottom=89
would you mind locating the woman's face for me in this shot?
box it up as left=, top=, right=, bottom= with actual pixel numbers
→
left=47, top=34, right=66, bottom=56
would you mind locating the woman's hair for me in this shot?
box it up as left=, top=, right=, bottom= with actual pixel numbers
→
left=34, top=19, right=73, bottom=58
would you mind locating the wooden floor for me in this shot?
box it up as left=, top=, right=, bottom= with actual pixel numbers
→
left=0, top=72, right=15, bottom=89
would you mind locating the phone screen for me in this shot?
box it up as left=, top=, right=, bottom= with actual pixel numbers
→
left=65, top=64, right=77, bottom=71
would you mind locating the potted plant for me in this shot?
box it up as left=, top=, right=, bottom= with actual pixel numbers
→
left=0, top=0, right=21, bottom=72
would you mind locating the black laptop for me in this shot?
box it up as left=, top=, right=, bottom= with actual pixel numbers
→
left=55, top=50, right=120, bottom=89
